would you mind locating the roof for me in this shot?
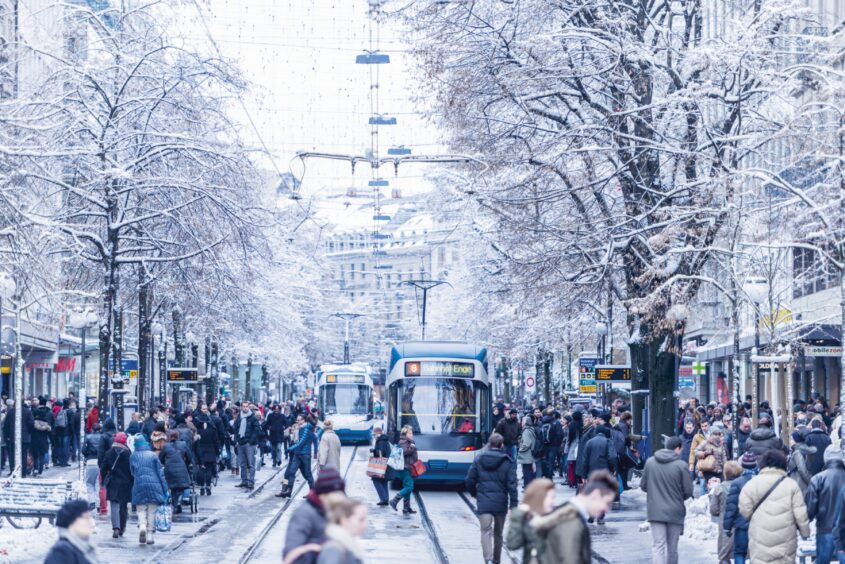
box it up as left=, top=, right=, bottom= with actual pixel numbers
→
left=389, top=341, right=488, bottom=372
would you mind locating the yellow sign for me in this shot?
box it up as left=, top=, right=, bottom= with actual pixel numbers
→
left=129, top=370, right=138, bottom=383
left=580, top=384, right=597, bottom=394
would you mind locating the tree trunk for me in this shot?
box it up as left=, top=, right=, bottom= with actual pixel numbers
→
left=630, top=332, right=678, bottom=453
left=137, top=273, right=149, bottom=410
left=173, top=308, right=184, bottom=366
left=97, top=265, right=115, bottom=423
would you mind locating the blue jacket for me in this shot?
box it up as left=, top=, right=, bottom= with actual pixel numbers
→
left=289, top=423, right=316, bottom=456
left=466, top=448, right=518, bottom=514
left=723, top=469, right=756, bottom=531
left=130, top=443, right=168, bottom=505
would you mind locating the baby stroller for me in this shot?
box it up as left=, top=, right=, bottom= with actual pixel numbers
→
left=180, top=482, right=199, bottom=514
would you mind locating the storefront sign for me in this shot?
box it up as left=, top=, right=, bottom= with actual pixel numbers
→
left=679, top=376, right=695, bottom=390
left=55, top=357, right=76, bottom=373
left=804, top=346, right=843, bottom=357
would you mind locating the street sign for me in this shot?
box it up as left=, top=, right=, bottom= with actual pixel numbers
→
left=120, top=359, right=138, bottom=373
left=692, top=361, right=706, bottom=376
left=579, top=378, right=597, bottom=394
left=167, top=368, right=198, bottom=382
left=595, top=366, right=631, bottom=382
left=525, top=375, right=536, bottom=392
left=679, top=376, right=695, bottom=390
left=579, top=358, right=599, bottom=375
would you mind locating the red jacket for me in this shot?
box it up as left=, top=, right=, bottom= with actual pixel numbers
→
left=85, top=406, right=99, bottom=433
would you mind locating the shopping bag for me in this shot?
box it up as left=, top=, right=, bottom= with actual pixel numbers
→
left=154, top=504, right=172, bottom=532
left=366, top=456, right=388, bottom=478
left=410, top=459, right=427, bottom=478
left=387, top=444, right=404, bottom=471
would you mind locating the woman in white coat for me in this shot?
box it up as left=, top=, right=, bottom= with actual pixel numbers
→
left=318, top=420, right=342, bottom=476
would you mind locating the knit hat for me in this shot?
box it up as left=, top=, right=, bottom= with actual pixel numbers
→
left=133, top=434, right=149, bottom=448
left=791, top=431, right=804, bottom=444
left=824, top=443, right=843, bottom=463
left=741, top=451, right=757, bottom=469
left=55, top=499, right=91, bottom=528
left=313, top=467, right=345, bottom=494
left=508, top=408, right=517, bottom=415
left=113, top=432, right=127, bottom=445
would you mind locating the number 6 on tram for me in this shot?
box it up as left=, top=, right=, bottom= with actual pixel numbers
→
left=386, top=341, right=492, bottom=484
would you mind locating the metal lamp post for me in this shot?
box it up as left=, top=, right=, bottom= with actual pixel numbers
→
left=743, top=277, right=768, bottom=425
left=69, top=309, right=97, bottom=482
left=595, top=321, right=609, bottom=363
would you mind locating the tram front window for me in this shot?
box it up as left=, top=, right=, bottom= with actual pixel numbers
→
left=393, top=378, right=484, bottom=435
left=322, top=384, right=370, bottom=416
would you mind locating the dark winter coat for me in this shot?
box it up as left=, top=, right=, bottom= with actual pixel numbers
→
left=125, top=419, right=142, bottom=436
left=31, top=406, right=53, bottom=453
left=97, top=419, right=117, bottom=467
left=737, top=428, right=751, bottom=456
left=82, top=432, right=101, bottom=461
left=400, top=437, right=418, bottom=467
left=744, top=426, right=785, bottom=457
left=2, top=406, right=33, bottom=444
left=100, top=443, right=133, bottom=504
left=283, top=496, right=327, bottom=564
left=723, top=469, right=755, bottom=532
left=833, top=488, right=845, bottom=552
left=548, top=419, right=564, bottom=448
left=805, top=459, right=845, bottom=533
left=142, top=417, right=157, bottom=440
left=210, top=413, right=228, bottom=446
left=531, top=503, right=591, bottom=564
left=640, top=449, right=693, bottom=525
left=495, top=417, right=521, bottom=448
left=194, top=417, right=220, bottom=464
left=581, top=434, right=618, bottom=477
left=43, top=536, right=95, bottom=564
left=130, top=443, right=168, bottom=506
left=175, top=423, right=194, bottom=445
left=265, top=411, right=289, bottom=443
left=465, top=448, right=518, bottom=514
left=804, top=429, right=832, bottom=476
left=679, top=430, right=696, bottom=467
left=371, top=434, right=393, bottom=480
left=159, top=441, right=192, bottom=490
left=235, top=410, right=262, bottom=446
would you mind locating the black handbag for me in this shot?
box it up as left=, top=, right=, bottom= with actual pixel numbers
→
left=103, top=450, right=123, bottom=489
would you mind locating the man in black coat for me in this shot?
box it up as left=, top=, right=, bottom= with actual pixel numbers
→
left=805, top=419, right=832, bottom=476
left=805, top=443, right=845, bottom=563
left=581, top=426, right=618, bottom=522
left=97, top=418, right=117, bottom=467
left=743, top=415, right=785, bottom=456
left=264, top=404, right=288, bottom=467
left=141, top=409, right=158, bottom=441
left=44, top=500, right=97, bottom=564
left=494, top=408, right=521, bottom=463
left=465, top=433, right=517, bottom=564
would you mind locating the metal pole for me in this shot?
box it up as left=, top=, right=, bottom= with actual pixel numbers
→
left=421, top=287, right=428, bottom=341
left=78, top=327, right=86, bottom=481
left=245, top=353, right=252, bottom=403
left=344, top=319, right=350, bottom=364
left=13, top=293, right=21, bottom=477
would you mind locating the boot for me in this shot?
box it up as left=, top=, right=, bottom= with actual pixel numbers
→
left=139, top=529, right=146, bottom=544
left=112, top=528, right=120, bottom=539
left=388, top=494, right=402, bottom=512
left=402, top=498, right=417, bottom=515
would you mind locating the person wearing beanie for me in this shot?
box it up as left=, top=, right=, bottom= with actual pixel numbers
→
left=44, top=499, right=97, bottom=564
left=723, top=451, right=758, bottom=564
left=805, top=443, right=845, bottom=564
left=744, top=415, right=786, bottom=457
left=283, top=465, right=346, bottom=564
left=100, top=431, right=133, bottom=538
left=805, top=418, right=832, bottom=476
left=787, top=430, right=814, bottom=496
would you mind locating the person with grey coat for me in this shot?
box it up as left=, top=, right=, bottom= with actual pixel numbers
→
left=517, top=416, right=537, bottom=488
left=640, top=436, right=693, bottom=564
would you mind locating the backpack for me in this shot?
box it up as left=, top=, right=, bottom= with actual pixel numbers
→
left=55, top=409, right=68, bottom=429
left=541, top=423, right=553, bottom=445
left=530, top=428, right=545, bottom=459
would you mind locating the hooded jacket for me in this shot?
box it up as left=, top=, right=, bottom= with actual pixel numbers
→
left=129, top=442, right=168, bottom=506
left=517, top=426, right=537, bottom=464
left=739, top=467, right=810, bottom=564
left=465, top=448, right=517, bottom=514
left=283, top=493, right=327, bottom=564
left=530, top=502, right=590, bottom=564
left=159, top=441, right=192, bottom=490
left=805, top=458, right=845, bottom=533
left=744, top=426, right=785, bottom=457
left=723, top=469, right=756, bottom=531
left=640, top=449, right=693, bottom=525
left=100, top=442, right=133, bottom=504
left=787, top=443, right=815, bottom=496
left=804, top=428, right=832, bottom=476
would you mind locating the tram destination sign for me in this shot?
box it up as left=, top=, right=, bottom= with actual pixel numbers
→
left=405, top=361, right=475, bottom=378
left=325, top=374, right=365, bottom=384
left=167, top=368, right=198, bottom=382
left=594, top=366, right=631, bottom=382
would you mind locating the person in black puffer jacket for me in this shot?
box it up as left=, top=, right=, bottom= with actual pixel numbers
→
left=97, top=418, right=117, bottom=467
left=805, top=443, right=845, bottom=564
left=466, top=433, right=518, bottom=564
left=159, top=430, right=192, bottom=513
left=264, top=404, right=288, bottom=467
left=743, top=415, right=786, bottom=456
left=369, top=426, right=393, bottom=505
left=193, top=409, right=220, bottom=496
left=723, top=452, right=758, bottom=564
left=31, top=396, right=53, bottom=476
left=804, top=419, right=832, bottom=476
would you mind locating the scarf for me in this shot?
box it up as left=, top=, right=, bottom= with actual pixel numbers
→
left=239, top=409, right=252, bottom=438
left=324, top=523, right=366, bottom=562
left=57, top=527, right=98, bottom=564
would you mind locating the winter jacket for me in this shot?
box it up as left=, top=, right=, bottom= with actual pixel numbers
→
left=235, top=410, right=262, bottom=446
left=737, top=428, right=751, bottom=456
left=130, top=443, right=168, bottom=506
left=318, top=429, right=342, bottom=470
left=2, top=406, right=33, bottom=444
left=804, top=429, right=831, bottom=476
left=283, top=495, right=327, bottom=564
left=43, top=535, right=96, bottom=564
left=210, top=413, right=228, bottom=447
left=175, top=423, right=194, bottom=445
left=371, top=434, right=393, bottom=480
left=694, top=439, right=726, bottom=475
left=739, top=467, right=810, bottom=564
left=193, top=417, right=220, bottom=465
left=97, top=419, right=117, bottom=467
left=517, top=427, right=537, bottom=465
left=82, top=432, right=101, bottom=461
left=640, top=449, right=693, bottom=525
left=264, top=411, right=289, bottom=443
left=506, top=506, right=546, bottom=564
left=710, top=477, right=737, bottom=562
left=159, top=441, right=192, bottom=490
left=531, top=502, right=591, bottom=564
left=688, top=431, right=707, bottom=467
left=142, top=417, right=157, bottom=441
left=288, top=423, right=315, bottom=456
left=787, top=444, right=814, bottom=496
left=465, top=448, right=517, bottom=514
left=580, top=434, right=618, bottom=477
left=805, top=459, right=845, bottom=533
left=125, top=419, right=142, bottom=436
left=316, top=524, right=365, bottom=564
left=723, top=469, right=756, bottom=532
left=400, top=437, right=418, bottom=467
left=31, top=406, right=53, bottom=453
left=100, top=443, right=133, bottom=504
left=679, top=430, right=696, bottom=467
left=495, top=417, right=521, bottom=448
left=744, top=427, right=785, bottom=457
left=833, top=488, right=845, bottom=552
left=85, top=407, right=99, bottom=434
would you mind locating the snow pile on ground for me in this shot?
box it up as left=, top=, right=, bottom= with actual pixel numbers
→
left=0, top=523, right=56, bottom=563
left=628, top=474, right=642, bottom=490
left=683, top=495, right=718, bottom=541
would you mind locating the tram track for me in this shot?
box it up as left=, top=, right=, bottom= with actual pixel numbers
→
left=412, top=490, right=451, bottom=564
left=457, top=491, right=522, bottom=564
left=239, top=445, right=359, bottom=564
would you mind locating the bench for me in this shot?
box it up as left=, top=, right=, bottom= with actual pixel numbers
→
left=0, top=478, right=79, bottom=528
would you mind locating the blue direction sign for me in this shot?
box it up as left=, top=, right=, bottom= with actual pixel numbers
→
left=679, top=376, right=696, bottom=390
